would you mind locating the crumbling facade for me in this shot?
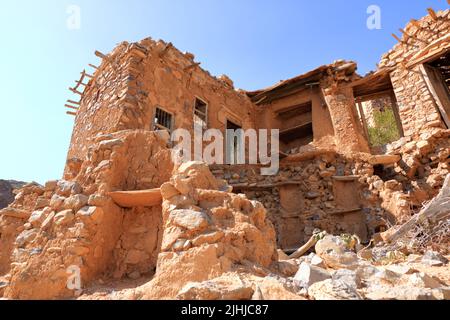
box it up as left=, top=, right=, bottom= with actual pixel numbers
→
left=0, top=9, right=449, bottom=300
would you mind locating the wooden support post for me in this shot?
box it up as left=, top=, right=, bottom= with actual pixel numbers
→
left=427, top=8, right=438, bottom=21
left=65, top=104, right=79, bottom=110
left=410, top=19, right=420, bottom=29
left=95, top=50, right=108, bottom=59
left=399, top=28, right=410, bottom=41
left=66, top=111, right=77, bottom=116
left=67, top=100, right=80, bottom=105
left=88, top=64, right=99, bottom=70
left=391, top=33, right=403, bottom=43
left=69, top=87, right=83, bottom=96
left=389, top=94, right=405, bottom=138
left=357, top=102, right=370, bottom=142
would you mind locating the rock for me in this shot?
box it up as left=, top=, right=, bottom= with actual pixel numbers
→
left=28, top=209, right=50, bottom=228
left=308, top=279, right=363, bottom=300
left=0, top=207, right=31, bottom=219
left=293, top=262, right=331, bottom=289
left=253, top=277, right=307, bottom=300
left=191, top=231, right=224, bottom=247
left=431, top=287, right=450, bottom=300
left=63, top=194, right=89, bottom=212
left=56, top=181, right=82, bottom=197
left=35, top=197, right=50, bottom=209
left=277, top=249, right=290, bottom=261
left=99, top=138, right=123, bottom=149
left=15, top=229, right=38, bottom=248
left=365, top=285, right=436, bottom=300
left=372, top=180, right=384, bottom=190
left=421, top=251, right=448, bottom=266
left=332, top=269, right=361, bottom=289
left=310, top=254, right=325, bottom=268
left=87, top=194, right=109, bottom=207
left=160, top=182, right=180, bottom=199
left=315, top=235, right=359, bottom=269
left=385, top=265, right=417, bottom=275
left=278, top=260, right=298, bottom=277
left=44, top=180, right=58, bottom=192
left=49, top=194, right=66, bottom=211
left=54, top=209, right=75, bottom=226
left=374, top=269, right=402, bottom=284
left=384, top=180, right=402, bottom=191
left=76, top=206, right=104, bottom=224
left=41, top=211, right=55, bottom=231
left=305, top=192, right=320, bottom=200
left=416, top=140, right=431, bottom=156
left=176, top=275, right=254, bottom=300
left=408, top=272, right=442, bottom=289
left=169, top=209, right=210, bottom=232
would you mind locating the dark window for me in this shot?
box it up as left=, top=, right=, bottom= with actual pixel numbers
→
left=194, top=98, right=208, bottom=127
left=154, top=107, right=173, bottom=131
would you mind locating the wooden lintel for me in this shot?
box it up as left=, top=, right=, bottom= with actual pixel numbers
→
left=355, top=89, right=394, bottom=103
left=254, top=96, right=267, bottom=105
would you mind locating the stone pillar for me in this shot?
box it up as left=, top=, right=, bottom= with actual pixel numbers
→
left=321, top=83, right=370, bottom=153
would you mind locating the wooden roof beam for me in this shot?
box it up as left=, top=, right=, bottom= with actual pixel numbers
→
left=427, top=8, right=438, bottom=21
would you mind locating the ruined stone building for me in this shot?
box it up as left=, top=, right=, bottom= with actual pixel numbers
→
left=0, top=9, right=449, bottom=300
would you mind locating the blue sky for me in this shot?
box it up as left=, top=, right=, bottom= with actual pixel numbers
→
left=0, top=0, right=448, bottom=184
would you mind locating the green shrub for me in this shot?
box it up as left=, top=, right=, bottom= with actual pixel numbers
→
left=368, top=108, right=400, bottom=147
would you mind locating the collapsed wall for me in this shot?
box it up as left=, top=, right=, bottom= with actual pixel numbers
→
left=137, top=162, right=278, bottom=299
left=0, top=130, right=172, bottom=299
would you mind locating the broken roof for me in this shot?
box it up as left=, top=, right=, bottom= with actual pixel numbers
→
left=245, top=61, right=358, bottom=105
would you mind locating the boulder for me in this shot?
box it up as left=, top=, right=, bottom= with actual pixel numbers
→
left=169, top=209, right=210, bottom=233
left=421, top=251, right=448, bottom=267
left=176, top=275, right=254, bottom=300
left=332, top=269, right=361, bottom=289
left=294, top=262, right=331, bottom=289
left=315, top=235, right=359, bottom=270
left=308, top=279, right=363, bottom=300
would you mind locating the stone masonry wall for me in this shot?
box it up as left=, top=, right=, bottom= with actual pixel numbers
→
left=379, top=9, right=450, bottom=138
